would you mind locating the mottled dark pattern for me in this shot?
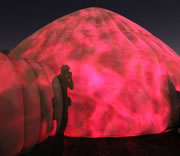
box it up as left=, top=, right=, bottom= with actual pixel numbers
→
left=9, top=7, right=180, bottom=138
left=124, top=32, right=137, bottom=42
left=67, top=44, right=95, bottom=61
left=98, top=50, right=123, bottom=74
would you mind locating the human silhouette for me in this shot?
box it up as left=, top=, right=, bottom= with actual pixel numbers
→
left=23, top=65, right=74, bottom=156
left=19, top=65, right=75, bottom=156
left=52, top=65, right=74, bottom=134
left=58, top=65, right=73, bottom=104
left=57, top=65, right=74, bottom=133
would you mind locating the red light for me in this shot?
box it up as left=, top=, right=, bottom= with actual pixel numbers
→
left=9, top=7, right=180, bottom=138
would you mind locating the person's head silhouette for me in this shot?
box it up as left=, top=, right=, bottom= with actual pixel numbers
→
left=61, top=65, right=70, bottom=75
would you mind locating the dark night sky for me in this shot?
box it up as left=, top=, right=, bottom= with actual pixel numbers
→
left=0, top=1, right=179, bottom=54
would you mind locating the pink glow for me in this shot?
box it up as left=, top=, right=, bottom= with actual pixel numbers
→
left=9, top=7, right=180, bottom=138
left=49, top=120, right=57, bottom=136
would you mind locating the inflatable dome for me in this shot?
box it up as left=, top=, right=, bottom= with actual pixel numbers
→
left=0, top=52, right=64, bottom=156
left=9, top=7, right=180, bottom=138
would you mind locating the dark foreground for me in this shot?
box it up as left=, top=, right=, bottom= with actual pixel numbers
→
left=21, top=130, right=180, bottom=156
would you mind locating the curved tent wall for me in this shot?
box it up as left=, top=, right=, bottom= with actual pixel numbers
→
left=0, top=52, right=63, bottom=156
left=1, top=6, right=180, bottom=155
left=9, top=7, right=180, bottom=138
left=0, top=53, right=24, bottom=156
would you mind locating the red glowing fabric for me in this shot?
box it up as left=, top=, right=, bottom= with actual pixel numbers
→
left=9, top=7, right=180, bottom=138
left=0, top=54, right=63, bottom=156
left=0, top=53, right=24, bottom=156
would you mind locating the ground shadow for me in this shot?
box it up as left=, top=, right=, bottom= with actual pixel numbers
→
left=19, top=134, right=64, bottom=156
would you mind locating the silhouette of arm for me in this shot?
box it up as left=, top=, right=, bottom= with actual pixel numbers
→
left=67, top=75, right=73, bottom=90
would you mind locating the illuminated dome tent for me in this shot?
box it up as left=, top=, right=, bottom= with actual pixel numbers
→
left=9, top=7, right=180, bottom=139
